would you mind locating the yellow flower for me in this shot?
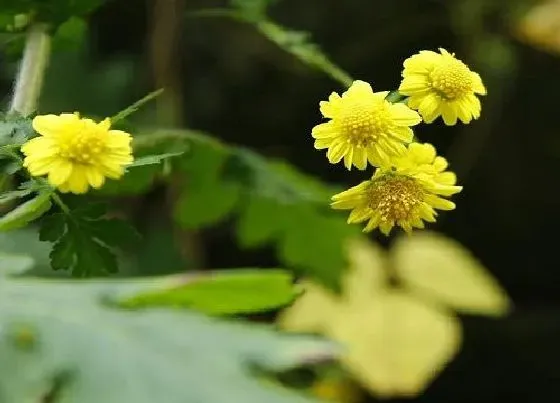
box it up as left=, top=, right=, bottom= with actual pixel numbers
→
left=312, top=80, right=421, bottom=170
left=331, top=143, right=462, bottom=235
left=21, top=113, right=133, bottom=194
left=398, top=48, right=486, bottom=126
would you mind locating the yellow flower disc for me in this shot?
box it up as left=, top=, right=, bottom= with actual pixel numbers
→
left=21, top=113, right=133, bottom=194
left=312, top=80, right=421, bottom=170
left=398, top=48, right=486, bottom=126
left=331, top=143, right=462, bottom=235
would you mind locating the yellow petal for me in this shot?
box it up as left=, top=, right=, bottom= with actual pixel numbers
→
left=86, top=166, right=105, bottom=188
left=62, top=165, right=90, bottom=194
left=47, top=159, right=73, bottom=186
left=389, top=103, right=422, bottom=126
left=344, top=80, right=374, bottom=98
left=32, top=113, right=79, bottom=137
left=470, top=72, right=486, bottom=95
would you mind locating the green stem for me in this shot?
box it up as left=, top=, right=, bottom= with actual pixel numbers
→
left=50, top=192, right=70, bottom=215
left=9, top=23, right=51, bottom=116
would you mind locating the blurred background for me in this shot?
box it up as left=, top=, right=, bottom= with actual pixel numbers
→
left=2, top=0, right=560, bottom=402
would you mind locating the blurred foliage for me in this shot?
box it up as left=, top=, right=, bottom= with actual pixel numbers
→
left=0, top=261, right=335, bottom=403
left=279, top=232, right=511, bottom=398
left=127, top=129, right=360, bottom=289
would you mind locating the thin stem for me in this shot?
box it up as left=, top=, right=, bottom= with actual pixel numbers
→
left=9, top=23, right=51, bottom=116
left=50, top=192, right=70, bottom=215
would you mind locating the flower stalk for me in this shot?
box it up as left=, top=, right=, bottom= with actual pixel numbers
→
left=9, top=23, right=51, bottom=116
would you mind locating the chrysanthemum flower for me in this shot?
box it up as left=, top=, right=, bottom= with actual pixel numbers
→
left=312, top=80, right=421, bottom=170
left=21, top=113, right=133, bottom=194
left=331, top=143, right=462, bottom=235
left=398, top=48, right=486, bottom=126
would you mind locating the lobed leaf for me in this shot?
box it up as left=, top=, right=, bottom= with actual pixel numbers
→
left=0, top=268, right=336, bottom=403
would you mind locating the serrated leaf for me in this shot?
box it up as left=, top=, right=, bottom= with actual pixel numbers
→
left=0, top=113, right=34, bottom=146
left=39, top=213, right=66, bottom=242
left=83, top=217, right=140, bottom=248
left=0, top=192, right=52, bottom=231
left=392, top=232, right=512, bottom=317
left=120, top=269, right=296, bottom=315
left=0, top=272, right=336, bottom=403
left=256, top=21, right=352, bottom=86
left=48, top=213, right=130, bottom=277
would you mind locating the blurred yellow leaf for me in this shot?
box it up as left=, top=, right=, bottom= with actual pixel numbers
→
left=279, top=280, right=338, bottom=333
left=279, top=238, right=387, bottom=332
left=280, top=233, right=510, bottom=398
left=330, top=291, right=461, bottom=398
left=515, top=0, right=560, bottom=54
left=341, top=238, right=387, bottom=305
left=393, top=231, right=512, bottom=317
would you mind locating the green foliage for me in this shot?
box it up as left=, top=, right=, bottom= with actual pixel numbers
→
left=0, top=0, right=105, bottom=28
left=0, top=191, right=52, bottom=231
left=134, top=130, right=358, bottom=290
left=120, top=269, right=297, bottom=315
left=256, top=21, right=353, bottom=87
left=193, top=3, right=352, bottom=86
left=231, top=0, right=276, bottom=21
left=0, top=112, right=35, bottom=147
left=40, top=203, right=139, bottom=277
left=0, top=268, right=334, bottom=402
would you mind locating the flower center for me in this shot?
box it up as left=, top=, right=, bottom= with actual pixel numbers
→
left=429, top=59, right=473, bottom=100
left=58, top=131, right=106, bottom=164
left=339, top=101, right=389, bottom=146
left=367, top=175, right=423, bottom=221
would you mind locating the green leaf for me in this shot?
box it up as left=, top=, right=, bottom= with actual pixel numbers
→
left=51, top=16, right=87, bottom=51
left=174, top=139, right=241, bottom=229
left=120, top=269, right=297, bottom=315
left=0, top=271, right=336, bottom=402
left=231, top=0, right=276, bottom=20
left=0, top=188, right=34, bottom=205
left=127, top=152, right=184, bottom=168
left=278, top=206, right=356, bottom=290
left=0, top=112, right=35, bottom=146
left=38, top=212, right=65, bottom=241
left=174, top=181, right=241, bottom=229
left=236, top=196, right=289, bottom=248
left=0, top=192, right=52, bottom=231
left=47, top=205, right=139, bottom=276
left=256, top=21, right=353, bottom=87
left=0, top=0, right=106, bottom=27
left=111, top=88, right=164, bottom=124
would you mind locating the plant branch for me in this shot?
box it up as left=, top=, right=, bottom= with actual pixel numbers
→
left=9, top=23, right=51, bottom=116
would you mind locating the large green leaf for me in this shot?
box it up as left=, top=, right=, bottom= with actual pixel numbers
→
left=0, top=271, right=335, bottom=402
left=120, top=269, right=297, bottom=315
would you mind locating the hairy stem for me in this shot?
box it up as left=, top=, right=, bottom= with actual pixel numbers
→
left=9, top=23, right=51, bottom=116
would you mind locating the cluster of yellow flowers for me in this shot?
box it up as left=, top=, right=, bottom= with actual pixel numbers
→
left=313, top=48, right=486, bottom=235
